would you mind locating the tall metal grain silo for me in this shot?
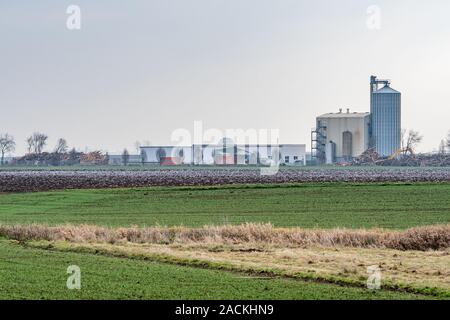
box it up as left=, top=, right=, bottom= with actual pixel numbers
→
left=370, top=76, right=401, bottom=157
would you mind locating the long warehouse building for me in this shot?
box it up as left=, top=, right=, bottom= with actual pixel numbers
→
left=140, top=142, right=306, bottom=166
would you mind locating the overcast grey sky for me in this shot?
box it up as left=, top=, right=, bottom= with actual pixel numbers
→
left=1, top=0, right=450, bottom=155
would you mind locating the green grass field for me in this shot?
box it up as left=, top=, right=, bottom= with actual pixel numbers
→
left=0, top=183, right=449, bottom=228
left=0, top=240, right=431, bottom=300
left=1, top=182, right=449, bottom=300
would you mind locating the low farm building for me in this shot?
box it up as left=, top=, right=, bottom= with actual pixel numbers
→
left=140, top=143, right=306, bottom=166
left=108, top=154, right=142, bottom=165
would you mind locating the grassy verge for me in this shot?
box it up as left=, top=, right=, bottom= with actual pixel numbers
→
left=22, top=239, right=450, bottom=299
left=1, top=223, right=448, bottom=298
left=0, top=240, right=435, bottom=300
left=1, top=183, right=449, bottom=228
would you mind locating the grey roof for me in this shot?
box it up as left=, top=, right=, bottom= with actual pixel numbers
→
left=142, top=144, right=305, bottom=148
left=373, top=85, right=400, bottom=94
left=317, top=112, right=370, bottom=119
left=140, top=146, right=191, bottom=149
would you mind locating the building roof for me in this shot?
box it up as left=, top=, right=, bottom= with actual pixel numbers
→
left=140, top=146, right=191, bottom=149
left=373, top=85, right=400, bottom=94
left=141, top=144, right=305, bottom=148
left=317, top=111, right=370, bottom=119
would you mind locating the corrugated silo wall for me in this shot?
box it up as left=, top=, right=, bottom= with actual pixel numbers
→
left=371, top=92, right=401, bottom=156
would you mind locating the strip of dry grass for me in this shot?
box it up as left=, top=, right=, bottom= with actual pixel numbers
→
left=24, top=240, right=450, bottom=297
left=1, top=223, right=450, bottom=251
left=2, top=223, right=449, bottom=297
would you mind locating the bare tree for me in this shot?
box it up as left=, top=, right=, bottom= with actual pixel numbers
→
left=438, top=140, right=446, bottom=155
left=0, top=134, right=15, bottom=165
left=26, top=136, right=33, bottom=154
left=122, top=149, right=130, bottom=166
left=27, top=132, right=48, bottom=154
left=35, top=133, right=48, bottom=154
left=401, top=129, right=423, bottom=155
left=134, top=141, right=141, bottom=154
left=446, top=131, right=450, bottom=151
left=54, top=138, right=68, bottom=154
left=400, top=129, right=410, bottom=151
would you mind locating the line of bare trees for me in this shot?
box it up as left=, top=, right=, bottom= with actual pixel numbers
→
left=24, top=133, right=69, bottom=155
left=26, top=132, right=48, bottom=154
left=0, top=132, right=114, bottom=166
left=0, top=132, right=72, bottom=165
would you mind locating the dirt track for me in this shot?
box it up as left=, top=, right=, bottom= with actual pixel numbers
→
left=1, top=167, right=450, bottom=192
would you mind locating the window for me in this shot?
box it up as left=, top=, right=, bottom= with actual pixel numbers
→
left=293, top=156, right=298, bottom=161
left=285, top=156, right=289, bottom=163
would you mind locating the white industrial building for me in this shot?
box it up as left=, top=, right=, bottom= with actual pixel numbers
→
left=141, top=142, right=306, bottom=166
left=313, top=109, right=370, bottom=164
left=311, top=76, right=402, bottom=164
left=141, top=146, right=193, bottom=165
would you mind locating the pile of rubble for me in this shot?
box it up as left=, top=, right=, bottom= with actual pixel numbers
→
left=12, top=151, right=109, bottom=166
left=352, top=148, right=381, bottom=165
left=354, top=149, right=450, bottom=167
left=80, top=151, right=109, bottom=165
left=411, top=154, right=450, bottom=167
